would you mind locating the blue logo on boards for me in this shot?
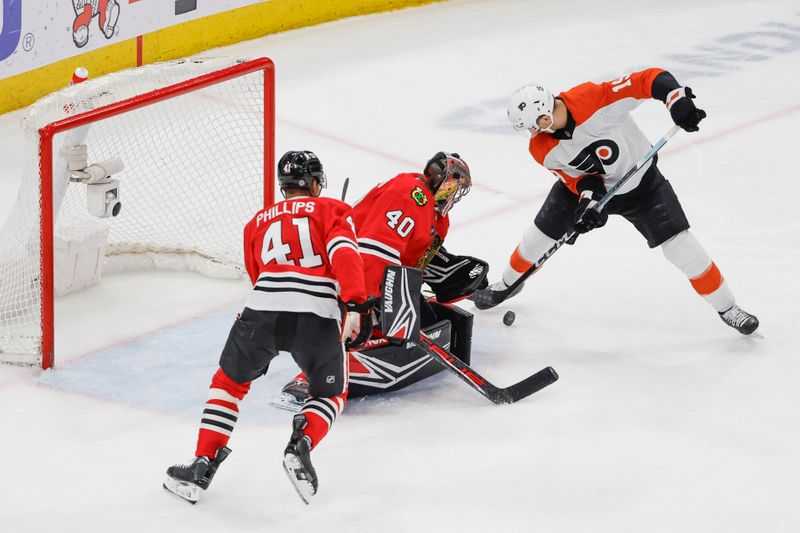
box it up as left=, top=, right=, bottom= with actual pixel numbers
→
left=0, top=0, right=22, bottom=61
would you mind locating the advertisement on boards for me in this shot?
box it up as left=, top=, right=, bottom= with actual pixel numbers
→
left=0, top=0, right=267, bottom=81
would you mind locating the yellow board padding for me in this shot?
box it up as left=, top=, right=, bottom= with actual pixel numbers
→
left=0, top=0, right=443, bottom=115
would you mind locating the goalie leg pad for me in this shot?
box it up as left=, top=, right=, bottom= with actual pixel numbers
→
left=427, top=301, right=473, bottom=365
left=348, top=319, right=453, bottom=398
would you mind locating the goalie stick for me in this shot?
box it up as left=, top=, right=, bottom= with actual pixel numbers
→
left=381, top=265, right=559, bottom=404
left=473, top=125, right=681, bottom=309
left=415, top=334, right=558, bottom=404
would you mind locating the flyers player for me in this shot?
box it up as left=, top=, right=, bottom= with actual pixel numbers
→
left=164, top=151, right=374, bottom=505
left=274, top=152, right=488, bottom=410
left=472, top=69, right=759, bottom=335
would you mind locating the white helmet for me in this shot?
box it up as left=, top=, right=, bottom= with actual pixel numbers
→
left=507, top=84, right=555, bottom=134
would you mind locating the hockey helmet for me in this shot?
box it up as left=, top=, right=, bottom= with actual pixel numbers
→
left=423, top=152, right=472, bottom=216
left=507, top=84, right=555, bottom=134
left=277, top=150, right=327, bottom=196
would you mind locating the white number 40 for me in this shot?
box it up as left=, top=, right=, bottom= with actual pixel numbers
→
left=386, top=210, right=414, bottom=237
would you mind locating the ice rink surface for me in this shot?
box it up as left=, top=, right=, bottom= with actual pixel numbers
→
left=1, top=0, right=799, bottom=531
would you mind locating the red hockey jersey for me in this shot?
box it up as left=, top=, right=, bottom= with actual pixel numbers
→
left=242, top=196, right=367, bottom=320
left=529, top=68, right=666, bottom=195
left=352, top=173, right=450, bottom=298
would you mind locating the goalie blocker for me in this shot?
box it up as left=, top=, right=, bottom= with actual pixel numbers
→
left=423, top=247, right=488, bottom=304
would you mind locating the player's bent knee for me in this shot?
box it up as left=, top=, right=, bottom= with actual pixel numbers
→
left=306, top=355, right=347, bottom=398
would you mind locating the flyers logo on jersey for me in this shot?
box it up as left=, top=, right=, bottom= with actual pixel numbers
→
left=568, top=140, right=620, bottom=174
left=411, top=186, right=428, bottom=206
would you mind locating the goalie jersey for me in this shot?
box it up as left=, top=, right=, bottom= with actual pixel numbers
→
left=530, top=68, right=668, bottom=196
left=352, top=173, right=450, bottom=298
left=242, top=197, right=367, bottom=320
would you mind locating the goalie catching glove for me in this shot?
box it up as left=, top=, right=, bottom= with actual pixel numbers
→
left=423, top=247, right=489, bottom=303
left=342, top=297, right=377, bottom=350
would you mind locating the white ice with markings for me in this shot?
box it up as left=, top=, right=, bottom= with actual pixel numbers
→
left=1, top=1, right=799, bottom=531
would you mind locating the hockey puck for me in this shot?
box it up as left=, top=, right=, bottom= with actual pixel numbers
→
left=503, top=311, right=516, bottom=326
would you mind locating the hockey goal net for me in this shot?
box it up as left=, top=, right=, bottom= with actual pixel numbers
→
left=0, top=57, right=275, bottom=369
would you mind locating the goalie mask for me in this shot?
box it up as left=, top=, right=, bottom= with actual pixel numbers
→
left=277, top=150, right=327, bottom=197
left=423, top=152, right=472, bottom=216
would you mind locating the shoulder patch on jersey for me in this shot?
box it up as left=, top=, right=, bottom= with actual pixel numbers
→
left=411, top=186, right=428, bottom=206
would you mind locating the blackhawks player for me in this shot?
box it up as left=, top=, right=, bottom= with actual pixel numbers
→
left=274, top=152, right=488, bottom=410
left=164, top=151, right=373, bottom=505
left=472, top=68, right=759, bottom=335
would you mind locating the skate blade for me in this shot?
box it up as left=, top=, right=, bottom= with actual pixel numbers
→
left=269, top=393, right=304, bottom=413
left=283, top=454, right=315, bottom=505
left=163, top=477, right=201, bottom=504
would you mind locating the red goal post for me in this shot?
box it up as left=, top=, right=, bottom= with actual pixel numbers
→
left=0, top=57, right=275, bottom=369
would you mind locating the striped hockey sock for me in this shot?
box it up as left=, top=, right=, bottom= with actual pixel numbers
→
left=501, top=224, right=556, bottom=286
left=299, top=392, right=347, bottom=450
left=661, top=230, right=735, bottom=312
left=195, top=368, right=251, bottom=458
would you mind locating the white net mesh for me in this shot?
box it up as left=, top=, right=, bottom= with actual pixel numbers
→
left=0, top=57, right=269, bottom=365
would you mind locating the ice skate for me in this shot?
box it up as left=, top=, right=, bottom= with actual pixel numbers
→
left=269, top=377, right=309, bottom=413
left=283, top=415, right=318, bottom=504
left=469, top=279, right=524, bottom=310
left=719, top=305, right=759, bottom=335
left=163, top=446, right=231, bottom=504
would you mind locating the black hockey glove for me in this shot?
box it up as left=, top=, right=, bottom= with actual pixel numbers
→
left=423, top=247, right=489, bottom=303
left=343, top=297, right=377, bottom=350
left=666, top=87, right=706, bottom=132
left=573, top=191, right=608, bottom=234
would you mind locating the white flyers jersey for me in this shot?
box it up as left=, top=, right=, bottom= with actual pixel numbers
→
left=529, top=68, right=666, bottom=196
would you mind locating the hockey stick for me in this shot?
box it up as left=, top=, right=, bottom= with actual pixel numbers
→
left=341, top=177, right=350, bottom=201
left=479, top=124, right=681, bottom=306
left=414, top=334, right=558, bottom=404
left=381, top=265, right=558, bottom=404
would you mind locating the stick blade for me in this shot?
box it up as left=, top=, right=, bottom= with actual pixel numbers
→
left=491, top=366, right=559, bottom=404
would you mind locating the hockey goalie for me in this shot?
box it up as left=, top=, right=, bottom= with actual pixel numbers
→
left=272, top=151, right=488, bottom=411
